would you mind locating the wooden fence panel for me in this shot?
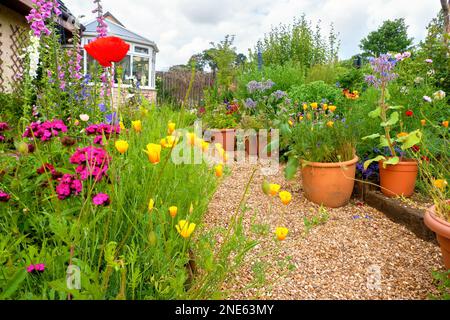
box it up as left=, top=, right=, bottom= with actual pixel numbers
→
left=156, top=70, right=215, bottom=107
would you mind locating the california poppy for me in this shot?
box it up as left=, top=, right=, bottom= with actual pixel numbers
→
left=84, top=36, right=130, bottom=67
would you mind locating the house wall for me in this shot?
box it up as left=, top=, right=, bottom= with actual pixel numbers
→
left=110, top=87, right=157, bottom=106
left=0, top=4, right=29, bottom=92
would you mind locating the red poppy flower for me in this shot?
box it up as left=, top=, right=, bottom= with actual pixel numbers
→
left=405, top=110, right=414, bottom=117
left=84, top=36, right=130, bottom=67
left=411, top=145, right=420, bottom=152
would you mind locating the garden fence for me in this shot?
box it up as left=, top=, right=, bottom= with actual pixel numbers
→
left=156, top=70, right=215, bottom=107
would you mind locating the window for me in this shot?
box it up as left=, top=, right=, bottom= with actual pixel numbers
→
left=133, top=56, right=150, bottom=87
left=114, top=55, right=131, bottom=84
left=135, top=46, right=149, bottom=54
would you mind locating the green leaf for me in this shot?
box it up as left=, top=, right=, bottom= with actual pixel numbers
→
left=383, top=156, right=400, bottom=168
left=279, top=123, right=292, bottom=136
left=284, top=157, right=299, bottom=180
left=379, top=135, right=390, bottom=147
left=0, top=269, right=27, bottom=299
left=381, top=112, right=399, bottom=127
left=368, top=107, right=381, bottom=118
left=364, top=155, right=386, bottom=170
left=401, top=130, right=422, bottom=150
left=362, top=133, right=380, bottom=140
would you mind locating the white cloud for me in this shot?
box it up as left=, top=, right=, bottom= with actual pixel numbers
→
left=63, top=0, right=442, bottom=70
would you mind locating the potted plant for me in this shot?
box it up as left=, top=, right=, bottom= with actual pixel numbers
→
left=419, top=140, right=450, bottom=270
left=282, top=102, right=358, bottom=208
left=362, top=53, right=422, bottom=197
left=203, top=101, right=240, bottom=153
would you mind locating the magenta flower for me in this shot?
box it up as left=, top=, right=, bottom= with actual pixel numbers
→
left=70, top=146, right=110, bottom=181
left=55, top=174, right=83, bottom=200
left=0, top=122, right=9, bottom=131
left=85, top=123, right=120, bottom=137
left=94, top=135, right=104, bottom=145
left=25, top=0, right=61, bottom=38
left=93, top=193, right=110, bottom=206
left=0, top=190, right=11, bottom=202
left=23, top=120, right=68, bottom=142
left=27, top=263, right=45, bottom=273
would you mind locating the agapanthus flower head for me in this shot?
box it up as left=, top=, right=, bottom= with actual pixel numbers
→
left=365, top=54, right=399, bottom=88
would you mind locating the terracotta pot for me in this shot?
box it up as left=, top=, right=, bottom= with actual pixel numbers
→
left=301, top=156, right=359, bottom=208
left=208, top=129, right=236, bottom=152
left=424, top=204, right=450, bottom=270
left=244, top=131, right=272, bottom=158
left=379, top=159, right=418, bottom=197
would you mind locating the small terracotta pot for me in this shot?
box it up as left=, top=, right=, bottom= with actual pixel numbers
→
left=301, top=156, right=359, bottom=208
left=424, top=204, right=450, bottom=270
left=379, top=159, right=418, bottom=197
left=208, top=129, right=236, bottom=152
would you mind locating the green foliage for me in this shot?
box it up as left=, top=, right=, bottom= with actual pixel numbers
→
left=305, top=64, right=347, bottom=85
left=303, top=206, right=329, bottom=236
left=429, top=270, right=450, bottom=300
left=360, top=18, right=413, bottom=57
left=235, top=61, right=306, bottom=99
left=336, top=66, right=367, bottom=91
left=254, top=15, right=339, bottom=67
left=288, top=81, right=344, bottom=105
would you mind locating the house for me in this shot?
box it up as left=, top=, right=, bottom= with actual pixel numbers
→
left=82, top=12, right=159, bottom=102
left=0, top=0, right=80, bottom=92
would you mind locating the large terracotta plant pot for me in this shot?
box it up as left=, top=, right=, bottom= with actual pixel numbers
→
left=208, top=129, right=236, bottom=153
left=378, top=159, right=418, bottom=197
left=424, top=204, right=450, bottom=270
left=301, top=156, right=359, bottom=208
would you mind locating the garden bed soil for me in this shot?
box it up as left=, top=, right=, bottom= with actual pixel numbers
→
left=203, top=162, right=444, bottom=300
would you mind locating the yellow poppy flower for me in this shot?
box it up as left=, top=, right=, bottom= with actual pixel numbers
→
left=311, top=102, right=318, bottom=110
left=306, top=113, right=312, bottom=120
left=148, top=198, right=154, bottom=212
left=132, top=120, right=142, bottom=133
left=119, top=121, right=126, bottom=130
left=303, top=103, right=308, bottom=111
left=328, top=105, right=337, bottom=112
left=176, top=220, right=196, bottom=238
left=275, top=227, right=289, bottom=241
left=186, top=132, right=197, bottom=146
left=288, top=120, right=294, bottom=127
left=299, top=116, right=304, bottom=121
left=397, top=132, right=409, bottom=138
left=215, top=164, right=223, bottom=177
left=443, top=121, right=449, bottom=128
left=169, top=206, right=178, bottom=218
left=434, top=179, right=448, bottom=190
left=115, top=140, right=129, bottom=154
left=421, top=119, right=426, bottom=126
left=322, top=104, right=328, bottom=111
left=160, top=138, right=168, bottom=148
left=269, top=184, right=281, bottom=196
left=279, top=191, right=292, bottom=205
left=144, top=143, right=161, bottom=164
left=201, top=141, right=210, bottom=153
left=168, top=121, right=176, bottom=135
left=326, top=121, right=334, bottom=128
left=161, top=135, right=178, bottom=149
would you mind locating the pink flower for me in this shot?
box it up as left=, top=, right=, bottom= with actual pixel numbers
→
left=93, top=193, right=110, bottom=206
left=55, top=174, right=83, bottom=200
left=0, top=190, right=11, bottom=202
left=94, top=135, right=104, bottom=145
left=26, top=263, right=45, bottom=273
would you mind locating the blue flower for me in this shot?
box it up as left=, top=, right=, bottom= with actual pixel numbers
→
left=99, top=103, right=106, bottom=112
left=244, top=98, right=256, bottom=109
left=105, top=112, right=118, bottom=125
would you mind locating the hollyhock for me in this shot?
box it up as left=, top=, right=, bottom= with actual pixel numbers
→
left=84, top=36, right=130, bottom=68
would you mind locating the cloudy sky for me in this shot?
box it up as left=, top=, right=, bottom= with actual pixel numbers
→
left=63, top=0, right=442, bottom=70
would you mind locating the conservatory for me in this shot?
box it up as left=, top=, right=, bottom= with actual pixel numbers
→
left=81, top=12, right=158, bottom=102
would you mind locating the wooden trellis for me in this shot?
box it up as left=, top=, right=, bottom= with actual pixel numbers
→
left=9, top=24, right=29, bottom=82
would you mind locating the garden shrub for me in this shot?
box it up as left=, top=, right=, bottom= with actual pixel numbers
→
left=305, top=64, right=347, bottom=85
left=288, top=81, right=343, bottom=105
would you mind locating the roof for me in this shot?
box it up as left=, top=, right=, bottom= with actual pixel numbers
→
left=83, top=18, right=159, bottom=52
left=103, top=11, right=125, bottom=28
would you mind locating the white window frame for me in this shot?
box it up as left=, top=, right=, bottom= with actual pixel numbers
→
left=82, top=37, right=155, bottom=90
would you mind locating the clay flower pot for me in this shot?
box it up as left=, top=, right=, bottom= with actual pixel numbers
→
left=424, top=204, right=450, bottom=270
left=301, top=156, right=359, bottom=208
left=379, top=159, right=418, bottom=197
left=209, top=129, right=236, bottom=153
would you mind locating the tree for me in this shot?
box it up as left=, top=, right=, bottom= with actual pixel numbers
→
left=440, top=0, right=450, bottom=43
left=359, top=18, right=413, bottom=57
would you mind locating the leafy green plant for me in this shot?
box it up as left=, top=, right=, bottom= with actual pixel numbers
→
left=303, top=206, right=330, bottom=236
left=429, top=270, right=450, bottom=300
left=288, top=81, right=344, bottom=106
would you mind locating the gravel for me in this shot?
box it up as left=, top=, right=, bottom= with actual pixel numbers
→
left=203, top=162, right=445, bottom=300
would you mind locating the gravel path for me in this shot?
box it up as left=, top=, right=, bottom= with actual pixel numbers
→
left=203, top=162, right=445, bottom=300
